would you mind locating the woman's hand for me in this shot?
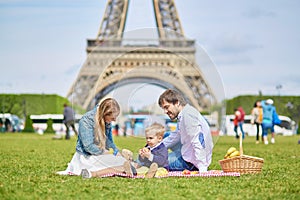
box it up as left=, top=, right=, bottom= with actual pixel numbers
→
left=115, top=152, right=122, bottom=156
left=102, top=149, right=111, bottom=155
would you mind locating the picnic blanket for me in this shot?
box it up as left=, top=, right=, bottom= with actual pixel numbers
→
left=92, top=170, right=240, bottom=178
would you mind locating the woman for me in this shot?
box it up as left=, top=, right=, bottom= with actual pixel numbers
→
left=251, top=100, right=263, bottom=144
left=57, top=98, right=132, bottom=177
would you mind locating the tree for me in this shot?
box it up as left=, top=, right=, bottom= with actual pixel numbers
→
left=44, top=118, right=55, bottom=134
left=22, top=115, right=34, bottom=133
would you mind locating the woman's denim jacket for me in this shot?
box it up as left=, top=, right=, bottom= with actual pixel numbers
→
left=75, top=105, right=119, bottom=156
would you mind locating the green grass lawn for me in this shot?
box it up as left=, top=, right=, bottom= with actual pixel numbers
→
left=0, top=133, right=299, bottom=200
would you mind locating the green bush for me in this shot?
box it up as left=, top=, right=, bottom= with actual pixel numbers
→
left=0, top=94, right=84, bottom=118
left=44, top=118, right=55, bottom=134
left=22, top=115, right=34, bottom=133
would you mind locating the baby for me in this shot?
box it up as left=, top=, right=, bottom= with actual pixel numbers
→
left=124, top=122, right=169, bottom=178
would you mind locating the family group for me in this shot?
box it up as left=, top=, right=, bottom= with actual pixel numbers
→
left=57, top=89, right=213, bottom=178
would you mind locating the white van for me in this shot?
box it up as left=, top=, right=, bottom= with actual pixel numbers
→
left=222, top=115, right=296, bottom=136
left=0, top=113, right=23, bottom=132
left=30, top=114, right=82, bottom=135
left=274, top=115, right=296, bottom=136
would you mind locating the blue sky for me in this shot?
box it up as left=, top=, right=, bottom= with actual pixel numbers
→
left=1, top=0, right=299, bottom=106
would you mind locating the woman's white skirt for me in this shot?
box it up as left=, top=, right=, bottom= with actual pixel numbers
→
left=57, top=152, right=127, bottom=175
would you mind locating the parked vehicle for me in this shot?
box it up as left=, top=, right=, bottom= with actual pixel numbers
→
left=274, top=115, right=297, bottom=136
left=0, top=113, right=23, bottom=132
left=30, top=114, right=82, bottom=134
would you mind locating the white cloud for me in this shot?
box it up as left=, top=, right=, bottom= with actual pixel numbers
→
left=242, top=7, right=277, bottom=18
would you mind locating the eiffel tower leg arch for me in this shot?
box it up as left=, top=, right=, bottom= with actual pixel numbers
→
left=81, top=48, right=217, bottom=112
left=88, top=77, right=193, bottom=111
left=88, top=78, right=170, bottom=110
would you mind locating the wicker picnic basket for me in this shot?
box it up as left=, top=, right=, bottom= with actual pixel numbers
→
left=219, top=134, right=264, bottom=174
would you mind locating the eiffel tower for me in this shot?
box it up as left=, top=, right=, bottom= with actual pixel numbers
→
left=67, top=0, right=217, bottom=111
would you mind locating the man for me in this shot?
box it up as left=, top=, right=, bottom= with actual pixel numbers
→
left=261, top=99, right=277, bottom=144
left=158, top=89, right=213, bottom=172
left=63, top=103, right=78, bottom=139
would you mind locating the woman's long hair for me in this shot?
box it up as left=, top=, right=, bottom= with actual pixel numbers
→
left=94, top=98, right=120, bottom=149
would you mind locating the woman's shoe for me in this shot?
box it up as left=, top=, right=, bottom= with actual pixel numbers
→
left=81, top=169, right=92, bottom=179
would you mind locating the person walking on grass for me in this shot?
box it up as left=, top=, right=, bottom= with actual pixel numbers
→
left=63, top=103, right=78, bottom=139
left=251, top=100, right=263, bottom=144
left=158, top=89, right=213, bottom=173
left=233, top=107, right=245, bottom=139
left=261, top=99, right=279, bottom=145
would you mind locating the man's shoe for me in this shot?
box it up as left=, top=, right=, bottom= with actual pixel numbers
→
left=264, top=140, right=269, bottom=145
left=271, top=138, right=275, bottom=144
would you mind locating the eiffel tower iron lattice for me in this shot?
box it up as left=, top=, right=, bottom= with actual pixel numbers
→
left=67, top=0, right=217, bottom=111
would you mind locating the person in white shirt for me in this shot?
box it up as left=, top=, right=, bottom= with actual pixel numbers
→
left=158, top=89, right=213, bottom=172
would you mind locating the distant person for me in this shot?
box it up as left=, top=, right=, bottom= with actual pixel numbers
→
left=233, top=107, right=245, bottom=139
left=63, top=103, right=78, bottom=139
left=261, top=99, right=278, bottom=144
left=0, top=119, right=3, bottom=132
left=158, top=89, right=213, bottom=172
left=57, top=98, right=133, bottom=178
left=115, top=123, right=119, bottom=136
left=251, top=101, right=263, bottom=144
left=4, top=118, right=12, bottom=132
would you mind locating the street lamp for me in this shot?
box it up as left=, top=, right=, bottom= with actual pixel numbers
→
left=276, top=84, right=282, bottom=96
